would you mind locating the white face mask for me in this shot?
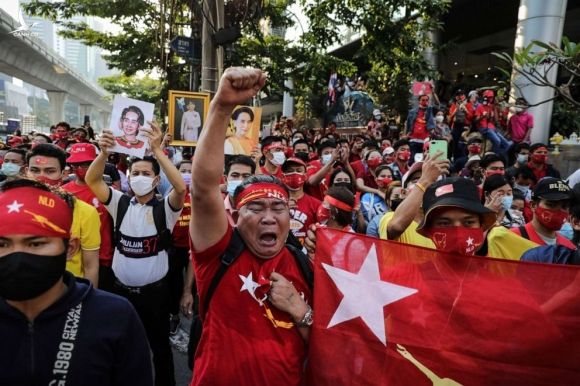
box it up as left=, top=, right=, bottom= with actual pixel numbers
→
left=130, top=175, right=155, bottom=197
left=180, top=172, right=192, bottom=186
left=227, top=179, right=243, bottom=196
left=321, top=153, right=333, bottom=165
left=270, top=151, right=286, bottom=166
left=436, top=115, right=444, bottom=123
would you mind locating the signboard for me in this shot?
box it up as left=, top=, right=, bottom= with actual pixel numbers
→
left=170, top=36, right=200, bottom=61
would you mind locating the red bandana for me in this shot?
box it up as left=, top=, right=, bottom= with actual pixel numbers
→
left=235, top=182, right=289, bottom=210
left=0, top=187, right=72, bottom=238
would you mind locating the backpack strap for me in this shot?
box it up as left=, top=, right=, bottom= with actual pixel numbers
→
left=152, top=199, right=171, bottom=251
left=518, top=225, right=530, bottom=240
left=285, top=243, right=314, bottom=291
left=200, top=228, right=245, bottom=319
left=114, top=194, right=132, bottom=246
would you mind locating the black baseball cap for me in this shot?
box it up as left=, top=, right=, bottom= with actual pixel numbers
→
left=532, top=177, right=572, bottom=201
left=417, top=177, right=496, bottom=233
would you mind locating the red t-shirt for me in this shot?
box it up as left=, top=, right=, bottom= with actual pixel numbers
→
left=410, top=109, right=429, bottom=140
left=350, top=160, right=365, bottom=177
left=475, top=104, right=496, bottom=129
left=260, top=165, right=283, bottom=179
left=289, top=193, right=321, bottom=244
left=172, top=191, right=191, bottom=248
left=62, top=181, right=114, bottom=265
left=356, top=168, right=378, bottom=189
left=190, top=225, right=311, bottom=386
left=305, top=161, right=330, bottom=200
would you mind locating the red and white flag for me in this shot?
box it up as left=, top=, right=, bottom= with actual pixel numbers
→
left=307, top=229, right=580, bottom=385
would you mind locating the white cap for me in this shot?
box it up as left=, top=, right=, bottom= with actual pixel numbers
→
left=373, top=109, right=381, bottom=116
left=382, top=146, right=395, bottom=156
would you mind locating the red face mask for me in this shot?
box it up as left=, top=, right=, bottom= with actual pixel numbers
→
left=376, top=177, right=393, bottom=188
left=467, top=145, right=481, bottom=154
left=367, top=158, right=382, bottom=169
left=74, top=167, right=88, bottom=181
left=317, top=204, right=331, bottom=224
left=36, top=175, right=62, bottom=187
left=535, top=206, right=568, bottom=231
left=531, top=153, right=548, bottom=164
left=485, top=169, right=504, bottom=178
left=419, top=100, right=428, bottom=108
left=398, top=150, right=411, bottom=162
left=426, top=227, right=485, bottom=255
left=282, top=172, right=307, bottom=190
left=284, top=148, right=294, bottom=158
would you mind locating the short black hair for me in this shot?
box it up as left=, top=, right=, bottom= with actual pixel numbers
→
left=375, top=164, right=393, bottom=176
left=529, top=143, right=548, bottom=153
left=325, top=186, right=355, bottom=227
left=232, top=106, right=254, bottom=121
left=121, top=106, right=145, bottom=126
left=362, top=140, right=379, bottom=151
left=233, top=174, right=289, bottom=204
left=73, top=127, right=88, bottom=136
left=393, top=138, right=410, bottom=151
left=512, top=190, right=525, bottom=202
left=177, top=160, right=192, bottom=169
left=129, top=156, right=160, bottom=176
left=514, top=142, right=530, bottom=153
left=514, top=166, right=537, bottom=182
left=34, top=133, right=52, bottom=143
left=317, top=140, right=337, bottom=155
left=482, top=174, right=510, bottom=203
left=365, top=148, right=383, bottom=161
left=5, top=148, right=27, bottom=162
left=337, top=138, right=349, bottom=146
left=27, top=143, right=67, bottom=171
left=56, top=122, right=71, bottom=131
left=292, top=139, right=309, bottom=150
left=291, top=131, right=306, bottom=140
left=480, top=154, right=505, bottom=169
left=225, top=155, right=256, bottom=175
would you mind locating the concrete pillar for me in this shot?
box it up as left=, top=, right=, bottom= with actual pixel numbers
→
left=80, top=104, right=93, bottom=126
left=100, top=111, right=111, bottom=131
left=282, top=79, right=294, bottom=118
left=510, top=0, right=567, bottom=144
left=47, top=91, right=67, bottom=125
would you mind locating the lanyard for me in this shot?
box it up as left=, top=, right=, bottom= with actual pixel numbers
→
left=49, top=302, right=83, bottom=386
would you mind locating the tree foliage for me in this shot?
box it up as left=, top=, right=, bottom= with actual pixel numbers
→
left=98, top=74, right=163, bottom=104
left=300, top=0, right=452, bottom=114
left=493, top=37, right=580, bottom=108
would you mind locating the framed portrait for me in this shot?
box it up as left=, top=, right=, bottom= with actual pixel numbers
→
left=108, top=95, right=155, bottom=159
left=224, top=106, right=262, bottom=156
left=168, top=90, right=210, bottom=146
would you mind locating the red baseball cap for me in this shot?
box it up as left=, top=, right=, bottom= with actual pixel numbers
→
left=283, top=157, right=307, bottom=168
left=66, top=143, right=97, bottom=163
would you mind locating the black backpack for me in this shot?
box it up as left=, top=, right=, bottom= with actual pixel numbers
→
left=187, top=229, right=313, bottom=370
left=113, top=194, right=172, bottom=252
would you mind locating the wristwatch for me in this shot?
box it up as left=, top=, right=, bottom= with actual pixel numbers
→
left=296, top=305, right=313, bottom=327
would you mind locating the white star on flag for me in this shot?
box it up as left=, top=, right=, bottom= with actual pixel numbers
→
left=239, top=272, right=262, bottom=304
left=322, top=244, right=418, bottom=346
left=6, top=200, right=24, bottom=213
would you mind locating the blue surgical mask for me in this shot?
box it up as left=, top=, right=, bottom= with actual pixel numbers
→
left=501, top=195, right=513, bottom=213
left=1, top=162, right=21, bottom=177
left=516, top=154, right=528, bottom=165
left=227, top=179, right=243, bottom=197
left=180, top=173, right=192, bottom=186
left=560, top=222, right=574, bottom=241
left=513, top=183, right=529, bottom=195
left=321, top=154, right=332, bottom=165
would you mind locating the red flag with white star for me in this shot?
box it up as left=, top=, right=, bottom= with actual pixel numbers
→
left=307, top=229, right=580, bottom=385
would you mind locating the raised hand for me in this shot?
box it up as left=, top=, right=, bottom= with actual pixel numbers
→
left=141, top=121, right=164, bottom=152
left=214, top=67, right=267, bottom=111
left=98, top=129, right=115, bottom=155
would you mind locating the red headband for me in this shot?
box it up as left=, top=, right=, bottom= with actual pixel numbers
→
left=235, top=182, right=289, bottom=210
left=262, top=143, right=284, bottom=153
left=0, top=187, right=72, bottom=238
left=324, top=195, right=354, bottom=212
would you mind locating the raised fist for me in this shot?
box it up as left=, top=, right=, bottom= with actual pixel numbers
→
left=214, top=67, right=267, bottom=111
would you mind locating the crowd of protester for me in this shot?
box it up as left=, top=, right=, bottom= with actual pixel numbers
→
left=0, top=67, right=579, bottom=385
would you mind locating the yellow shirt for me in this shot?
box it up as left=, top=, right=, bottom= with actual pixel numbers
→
left=66, top=199, right=101, bottom=277
left=486, top=225, right=538, bottom=260
left=378, top=212, right=435, bottom=249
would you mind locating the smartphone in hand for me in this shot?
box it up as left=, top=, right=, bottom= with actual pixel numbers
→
left=428, top=140, right=448, bottom=160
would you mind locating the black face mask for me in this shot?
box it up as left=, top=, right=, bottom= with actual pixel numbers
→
left=334, top=182, right=353, bottom=193
left=294, top=151, right=310, bottom=163
left=390, top=199, right=402, bottom=211
left=0, top=251, right=67, bottom=301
